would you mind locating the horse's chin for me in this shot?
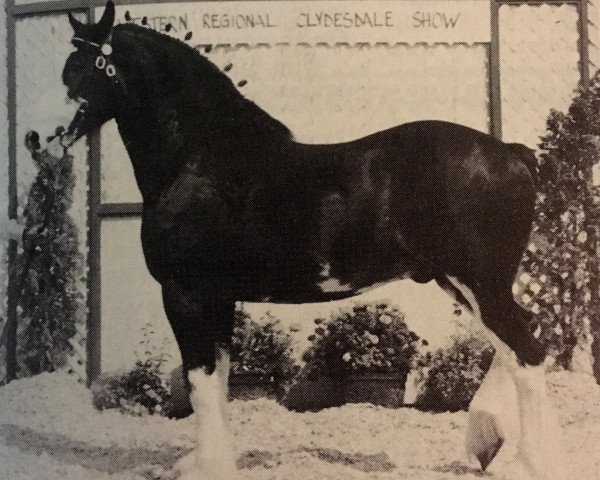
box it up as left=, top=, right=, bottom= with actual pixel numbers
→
left=64, top=100, right=110, bottom=145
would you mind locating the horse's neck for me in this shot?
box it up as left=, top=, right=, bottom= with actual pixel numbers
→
left=115, top=94, right=293, bottom=203
left=111, top=30, right=293, bottom=201
left=115, top=101, right=185, bottom=202
left=113, top=64, right=223, bottom=200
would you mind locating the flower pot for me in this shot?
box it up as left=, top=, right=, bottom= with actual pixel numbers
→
left=229, top=372, right=277, bottom=401
left=281, top=375, right=346, bottom=412
left=343, top=373, right=407, bottom=408
left=282, top=372, right=407, bottom=411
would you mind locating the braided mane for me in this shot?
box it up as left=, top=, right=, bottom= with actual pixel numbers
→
left=113, top=22, right=292, bottom=141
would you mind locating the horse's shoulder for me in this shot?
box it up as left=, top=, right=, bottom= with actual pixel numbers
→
left=153, top=164, right=226, bottom=227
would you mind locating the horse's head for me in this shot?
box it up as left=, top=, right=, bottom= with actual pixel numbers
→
left=62, top=1, right=120, bottom=143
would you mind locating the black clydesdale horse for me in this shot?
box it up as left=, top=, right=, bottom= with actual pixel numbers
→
left=60, top=2, right=561, bottom=479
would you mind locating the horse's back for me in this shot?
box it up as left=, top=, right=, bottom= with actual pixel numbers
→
left=297, top=120, right=536, bottom=293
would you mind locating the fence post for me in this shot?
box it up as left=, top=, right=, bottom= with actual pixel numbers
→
left=579, top=0, right=591, bottom=88
left=86, top=2, right=103, bottom=386
left=5, top=0, right=18, bottom=383
left=489, top=0, right=502, bottom=140
left=591, top=225, right=600, bottom=382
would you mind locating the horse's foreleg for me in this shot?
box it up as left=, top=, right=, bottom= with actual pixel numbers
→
left=180, top=346, right=236, bottom=480
left=163, top=286, right=237, bottom=480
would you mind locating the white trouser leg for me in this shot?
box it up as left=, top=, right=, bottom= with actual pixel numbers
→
left=445, top=276, right=562, bottom=478
left=466, top=347, right=520, bottom=470
left=176, top=347, right=236, bottom=480
left=508, top=360, right=563, bottom=480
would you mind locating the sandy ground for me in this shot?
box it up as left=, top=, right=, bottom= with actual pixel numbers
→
left=0, top=370, right=599, bottom=480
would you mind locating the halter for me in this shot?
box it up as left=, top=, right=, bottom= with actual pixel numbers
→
left=72, top=36, right=116, bottom=77
left=62, top=34, right=126, bottom=147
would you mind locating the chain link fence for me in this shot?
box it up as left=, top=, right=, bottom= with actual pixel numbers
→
left=2, top=1, right=597, bottom=383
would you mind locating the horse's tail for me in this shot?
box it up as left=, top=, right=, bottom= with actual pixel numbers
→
left=507, top=142, right=538, bottom=187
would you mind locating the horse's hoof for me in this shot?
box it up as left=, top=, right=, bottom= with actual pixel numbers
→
left=512, top=452, right=561, bottom=480
left=175, top=452, right=237, bottom=480
left=466, top=410, right=504, bottom=470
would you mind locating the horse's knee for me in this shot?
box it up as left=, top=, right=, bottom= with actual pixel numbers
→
left=444, top=276, right=545, bottom=366
left=162, top=286, right=235, bottom=375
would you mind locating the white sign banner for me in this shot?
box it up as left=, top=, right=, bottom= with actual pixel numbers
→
left=101, top=1, right=491, bottom=45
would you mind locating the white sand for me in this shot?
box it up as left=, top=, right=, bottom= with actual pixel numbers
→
left=0, top=370, right=598, bottom=480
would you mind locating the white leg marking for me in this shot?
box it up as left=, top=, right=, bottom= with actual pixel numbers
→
left=446, top=276, right=563, bottom=480
left=215, top=346, right=231, bottom=440
left=509, top=361, right=563, bottom=480
left=176, top=348, right=236, bottom=480
left=445, top=277, right=520, bottom=472
left=466, top=351, right=520, bottom=470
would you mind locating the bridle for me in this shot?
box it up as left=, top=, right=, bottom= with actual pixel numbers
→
left=62, top=34, right=127, bottom=147
left=72, top=35, right=117, bottom=77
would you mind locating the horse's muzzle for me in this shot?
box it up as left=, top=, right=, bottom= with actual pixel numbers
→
left=62, top=100, right=89, bottom=146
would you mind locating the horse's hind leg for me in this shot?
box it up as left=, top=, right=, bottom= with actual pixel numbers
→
left=162, top=282, right=237, bottom=480
left=440, top=277, right=519, bottom=470
left=446, top=277, right=562, bottom=480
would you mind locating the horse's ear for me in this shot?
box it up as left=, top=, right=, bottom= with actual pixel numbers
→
left=68, top=11, right=84, bottom=34
left=96, top=0, right=115, bottom=40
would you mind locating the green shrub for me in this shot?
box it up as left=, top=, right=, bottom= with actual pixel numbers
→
left=519, top=71, right=600, bottom=371
left=416, top=328, right=494, bottom=412
left=302, top=302, right=421, bottom=380
left=91, top=324, right=173, bottom=416
left=230, top=310, right=299, bottom=385
left=17, top=145, right=84, bottom=376
left=92, top=355, right=173, bottom=416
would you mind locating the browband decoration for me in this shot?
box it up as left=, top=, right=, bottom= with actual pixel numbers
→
left=72, top=36, right=116, bottom=78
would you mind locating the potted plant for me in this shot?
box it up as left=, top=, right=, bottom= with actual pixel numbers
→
left=229, top=310, right=299, bottom=400
left=285, top=302, right=420, bottom=410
